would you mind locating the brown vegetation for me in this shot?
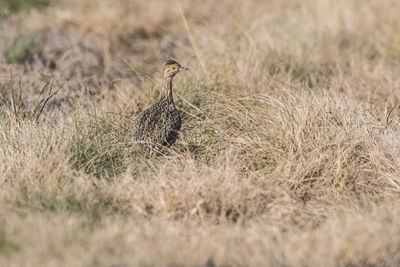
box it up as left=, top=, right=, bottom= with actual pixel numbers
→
left=1, top=0, right=400, bottom=266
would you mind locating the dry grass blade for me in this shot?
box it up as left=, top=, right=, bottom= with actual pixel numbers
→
left=6, top=79, right=62, bottom=122
left=176, top=92, right=209, bottom=120
left=31, top=82, right=63, bottom=122
left=385, top=104, right=398, bottom=127
left=177, top=1, right=209, bottom=78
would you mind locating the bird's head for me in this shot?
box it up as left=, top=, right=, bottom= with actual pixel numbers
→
left=162, top=59, right=188, bottom=78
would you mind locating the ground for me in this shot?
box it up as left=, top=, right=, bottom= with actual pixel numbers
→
left=1, top=0, right=400, bottom=266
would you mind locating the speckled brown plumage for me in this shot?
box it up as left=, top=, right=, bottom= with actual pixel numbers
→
left=132, top=60, right=187, bottom=146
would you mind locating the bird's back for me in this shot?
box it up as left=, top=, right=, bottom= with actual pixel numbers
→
left=132, top=97, right=181, bottom=146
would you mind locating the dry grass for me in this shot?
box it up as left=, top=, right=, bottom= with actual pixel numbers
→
left=1, top=0, right=400, bottom=266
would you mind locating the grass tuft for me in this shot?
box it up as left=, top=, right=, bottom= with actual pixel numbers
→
left=68, top=114, right=137, bottom=179
left=3, top=81, right=62, bottom=123
left=36, top=192, right=108, bottom=224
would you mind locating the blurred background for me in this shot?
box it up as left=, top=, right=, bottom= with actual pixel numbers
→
left=1, top=0, right=399, bottom=113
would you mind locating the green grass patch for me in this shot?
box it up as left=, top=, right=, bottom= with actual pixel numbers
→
left=4, top=34, right=39, bottom=64
left=37, top=193, right=106, bottom=224
left=0, top=0, right=51, bottom=12
left=174, top=82, right=211, bottom=121
left=0, top=228, right=18, bottom=255
left=69, top=115, right=137, bottom=179
left=17, top=191, right=118, bottom=225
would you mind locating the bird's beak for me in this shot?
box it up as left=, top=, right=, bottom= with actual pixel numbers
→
left=180, top=66, right=189, bottom=71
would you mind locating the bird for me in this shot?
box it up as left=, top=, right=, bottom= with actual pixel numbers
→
left=132, top=59, right=188, bottom=147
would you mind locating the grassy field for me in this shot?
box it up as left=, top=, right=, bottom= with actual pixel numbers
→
left=1, top=0, right=400, bottom=266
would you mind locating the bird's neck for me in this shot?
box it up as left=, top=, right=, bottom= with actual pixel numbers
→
left=160, top=75, right=174, bottom=103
